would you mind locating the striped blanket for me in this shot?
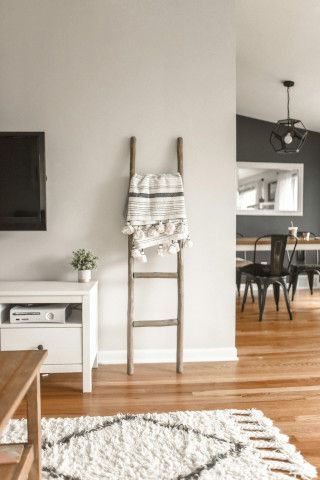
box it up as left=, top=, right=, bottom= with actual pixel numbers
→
left=122, top=173, right=192, bottom=261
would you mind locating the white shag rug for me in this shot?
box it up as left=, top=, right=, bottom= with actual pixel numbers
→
left=1, top=409, right=317, bottom=480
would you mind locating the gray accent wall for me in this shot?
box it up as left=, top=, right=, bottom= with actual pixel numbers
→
left=236, top=115, right=320, bottom=236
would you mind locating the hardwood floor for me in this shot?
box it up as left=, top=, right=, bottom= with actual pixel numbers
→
left=15, top=288, right=320, bottom=473
left=237, top=288, right=320, bottom=472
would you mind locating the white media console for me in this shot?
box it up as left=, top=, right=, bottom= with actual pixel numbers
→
left=0, top=281, right=98, bottom=393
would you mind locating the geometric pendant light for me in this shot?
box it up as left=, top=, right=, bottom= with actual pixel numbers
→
left=270, top=80, right=308, bottom=154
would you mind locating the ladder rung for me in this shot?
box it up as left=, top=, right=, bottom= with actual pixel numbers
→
left=133, top=319, right=178, bottom=327
left=133, top=272, right=177, bottom=279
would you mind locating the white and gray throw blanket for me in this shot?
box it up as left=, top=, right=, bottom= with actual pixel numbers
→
left=122, top=173, right=192, bottom=261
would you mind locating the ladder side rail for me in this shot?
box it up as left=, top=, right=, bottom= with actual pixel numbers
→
left=176, top=137, right=184, bottom=373
left=127, top=136, right=136, bottom=375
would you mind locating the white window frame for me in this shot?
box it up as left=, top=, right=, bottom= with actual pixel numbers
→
left=236, top=162, right=304, bottom=216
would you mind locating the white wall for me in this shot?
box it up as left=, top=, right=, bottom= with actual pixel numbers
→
left=0, top=0, right=236, bottom=363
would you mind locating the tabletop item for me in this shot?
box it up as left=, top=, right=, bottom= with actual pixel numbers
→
left=288, top=221, right=298, bottom=237
left=0, top=350, right=47, bottom=480
left=71, top=249, right=98, bottom=283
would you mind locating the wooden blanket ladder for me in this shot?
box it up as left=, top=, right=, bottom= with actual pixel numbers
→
left=127, top=136, right=184, bottom=375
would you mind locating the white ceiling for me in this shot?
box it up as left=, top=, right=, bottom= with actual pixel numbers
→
left=238, top=168, right=268, bottom=180
left=236, top=0, right=320, bottom=132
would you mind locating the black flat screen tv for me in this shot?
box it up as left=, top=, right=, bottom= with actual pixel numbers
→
left=0, top=132, right=46, bottom=230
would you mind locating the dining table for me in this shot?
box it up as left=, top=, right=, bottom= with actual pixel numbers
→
left=237, top=236, right=320, bottom=265
left=236, top=236, right=320, bottom=252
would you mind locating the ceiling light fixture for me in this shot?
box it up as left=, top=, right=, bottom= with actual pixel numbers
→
left=270, top=81, right=308, bottom=154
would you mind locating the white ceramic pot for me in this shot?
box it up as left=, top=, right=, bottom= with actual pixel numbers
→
left=288, top=226, right=298, bottom=237
left=78, top=270, right=91, bottom=283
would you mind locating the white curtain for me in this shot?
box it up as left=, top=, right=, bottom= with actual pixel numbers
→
left=238, top=187, right=257, bottom=210
left=274, top=173, right=298, bottom=211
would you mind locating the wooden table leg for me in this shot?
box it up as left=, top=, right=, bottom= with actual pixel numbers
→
left=26, top=373, right=41, bottom=480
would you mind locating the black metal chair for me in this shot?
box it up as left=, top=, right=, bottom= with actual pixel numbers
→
left=236, top=233, right=254, bottom=302
left=241, top=234, right=297, bottom=321
left=288, top=231, right=320, bottom=300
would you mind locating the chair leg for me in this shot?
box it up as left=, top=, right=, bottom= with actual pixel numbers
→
left=241, top=280, right=249, bottom=312
left=291, top=272, right=298, bottom=301
left=280, top=279, right=293, bottom=320
left=288, top=272, right=293, bottom=293
left=257, top=282, right=262, bottom=312
left=258, top=281, right=268, bottom=322
left=307, top=271, right=314, bottom=295
left=273, top=283, right=280, bottom=311
left=249, top=282, right=255, bottom=303
left=236, top=269, right=241, bottom=296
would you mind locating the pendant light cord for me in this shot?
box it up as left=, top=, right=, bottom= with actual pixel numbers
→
left=287, top=86, right=290, bottom=120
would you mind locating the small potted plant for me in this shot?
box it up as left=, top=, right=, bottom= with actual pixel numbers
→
left=71, top=248, right=98, bottom=283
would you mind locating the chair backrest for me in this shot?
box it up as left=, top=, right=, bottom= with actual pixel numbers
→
left=253, top=234, right=297, bottom=275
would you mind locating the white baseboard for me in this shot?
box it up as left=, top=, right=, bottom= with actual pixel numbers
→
left=98, top=347, right=238, bottom=365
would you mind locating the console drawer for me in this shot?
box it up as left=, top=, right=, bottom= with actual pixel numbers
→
left=0, top=327, right=82, bottom=364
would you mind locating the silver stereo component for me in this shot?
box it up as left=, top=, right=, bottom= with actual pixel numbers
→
left=10, top=304, right=72, bottom=324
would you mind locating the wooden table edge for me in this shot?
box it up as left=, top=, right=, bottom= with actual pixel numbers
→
left=236, top=237, right=320, bottom=246
left=0, top=351, right=47, bottom=434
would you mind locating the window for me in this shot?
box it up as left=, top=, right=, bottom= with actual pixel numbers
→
left=237, top=187, right=257, bottom=210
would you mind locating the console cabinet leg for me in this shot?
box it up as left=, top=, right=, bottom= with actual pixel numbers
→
left=83, top=366, right=92, bottom=393
left=93, top=353, right=98, bottom=368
